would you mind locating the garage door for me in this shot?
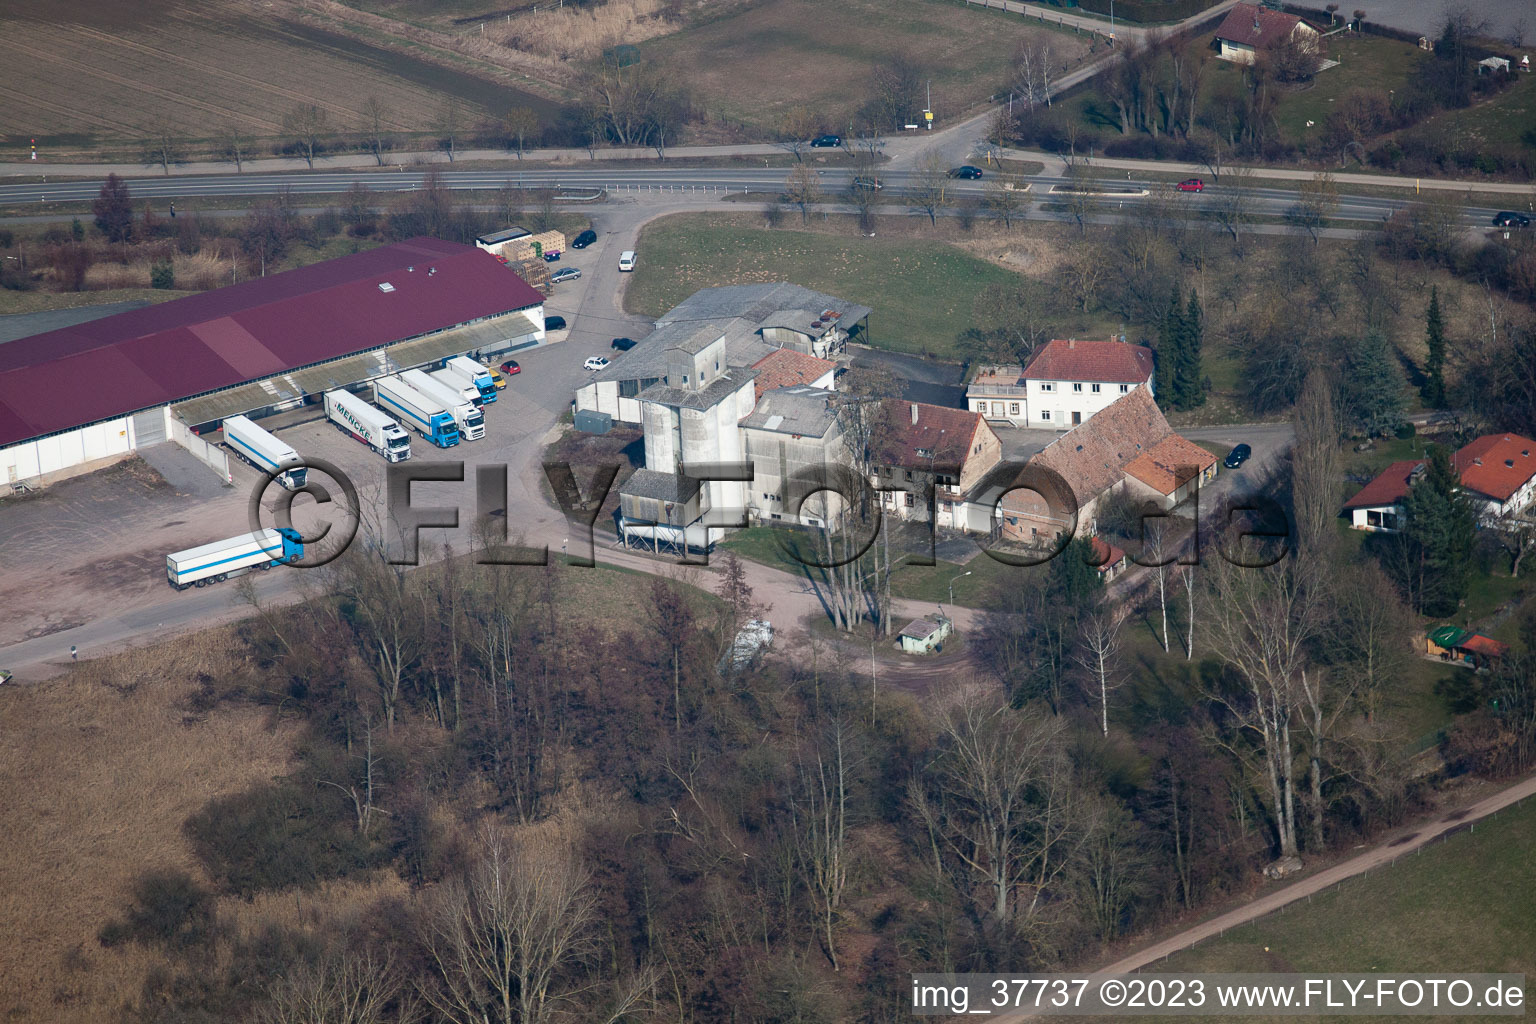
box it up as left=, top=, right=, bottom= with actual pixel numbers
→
left=131, top=408, right=166, bottom=446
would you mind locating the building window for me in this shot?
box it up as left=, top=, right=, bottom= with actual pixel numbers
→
left=619, top=379, right=640, bottom=398
left=1091, top=383, right=1101, bottom=393
left=1041, top=410, right=1051, bottom=421
left=905, top=492, right=915, bottom=507
left=1040, top=382, right=1055, bottom=393
left=1120, top=384, right=1130, bottom=393
left=682, top=374, right=689, bottom=384
left=1009, top=402, right=1020, bottom=414
left=1072, top=382, right=1083, bottom=393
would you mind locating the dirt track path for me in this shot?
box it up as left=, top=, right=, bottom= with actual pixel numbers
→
left=986, top=770, right=1536, bottom=1022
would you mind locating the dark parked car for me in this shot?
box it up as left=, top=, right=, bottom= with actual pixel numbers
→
left=499, top=359, right=521, bottom=376
left=1492, top=211, right=1531, bottom=227
left=1176, top=178, right=1204, bottom=192
left=1224, top=443, right=1252, bottom=469
left=851, top=176, right=883, bottom=191
left=571, top=229, right=598, bottom=248
left=544, top=315, right=567, bottom=331
left=810, top=134, right=842, bottom=148
left=948, top=165, right=984, bottom=179
left=611, top=337, right=636, bottom=351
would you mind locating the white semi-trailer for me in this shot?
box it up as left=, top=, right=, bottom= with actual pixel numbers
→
left=428, top=368, right=483, bottom=409
left=373, top=376, right=460, bottom=448
left=166, top=527, right=303, bottom=590
left=443, top=356, right=498, bottom=404
left=324, top=389, right=411, bottom=462
left=402, top=369, right=485, bottom=440
left=222, top=414, right=306, bottom=489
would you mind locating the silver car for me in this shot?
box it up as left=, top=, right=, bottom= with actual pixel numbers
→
left=551, top=267, right=582, bottom=283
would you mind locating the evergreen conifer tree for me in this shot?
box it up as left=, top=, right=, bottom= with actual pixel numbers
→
left=1176, top=288, right=1206, bottom=410
left=1422, top=286, right=1446, bottom=407
left=1154, top=285, right=1183, bottom=410
left=1400, top=445, right=1476, bottom=615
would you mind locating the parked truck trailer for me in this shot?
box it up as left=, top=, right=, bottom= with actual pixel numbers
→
left=166, top=527, right=303, bottom=590
left=443, top=355, right=498, bottom=403
left=401, top=369, right=485, bottom=440
left=222, top=414, right=306, bottom=489
left=427, top=368, right=484, bottom=409
left=373, top=376, right=461, bottom=448
left=324, top=389, right=411, bottom=462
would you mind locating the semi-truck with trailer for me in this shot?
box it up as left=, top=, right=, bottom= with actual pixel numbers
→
left=323, top=389, right=411, bottom=462
left=427, top=368, right=484, bottom=409
left=222, top=414, right=306, bottom=490
left=166, top=527, right=303, bottom=590
left=443, top=356, right=498, bottom=404
left=401, top=368, right=485, bottom=441
left=373, top=376, right=461, bottom=448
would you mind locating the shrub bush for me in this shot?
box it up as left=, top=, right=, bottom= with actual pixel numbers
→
left=97, top=869, right=214, bottom=951
left=184, top=778, right=379, bottom=898
left=1395, top=421, right=1416, bottom=439
left=150, top=260, right=175, bottom=289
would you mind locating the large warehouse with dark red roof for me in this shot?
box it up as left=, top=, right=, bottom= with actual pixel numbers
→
left=0, top=237, right=546, bottom=486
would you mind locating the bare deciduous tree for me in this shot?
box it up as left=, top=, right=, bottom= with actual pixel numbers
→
left=775, top=105, right=818, bottom=161
left=1202, top=557, right=1321, bottom=865
left=257, top=946, right=413, bottom=1024
left=983, top=176, right=1029, bottom=228
left=911, top=694, right=1084, bottom=925
left=283, top=103, right=331, bottom=169
left=361, top=95, right=392, bottom=166
left=141, top=118, right=183, bottom=176
left=502, top=106, right=540, bottom=160
left=790, top=719, right=856, bottom=970
left=422, top=828, right=606, bottom=1024
left=1290, top=170, right=1339, bottom=243
left=219, top=122, right=250, bottom=173
left=785, top=163, right=823, bottom=223
left=1075, top=611, right=1125, bottom=736
left=909, top=150, right=950, bottom=227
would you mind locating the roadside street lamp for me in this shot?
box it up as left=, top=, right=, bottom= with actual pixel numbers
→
left=947, top=570, right=972, bottom=613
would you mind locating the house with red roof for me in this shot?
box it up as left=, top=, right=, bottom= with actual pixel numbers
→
left=1452, top=433, right=1536, bottom=520
left=873, top=400, right=1002, bottom=531
left=1214, top=3, right=1323, bottom=64
left=1341, top=459, right=1423, bottom=533
left=996, top=388, right=1216, bottom=545
left=1340, top=433, right=1536, bottom=533
left=1009, top=339, right=1156, bottom=430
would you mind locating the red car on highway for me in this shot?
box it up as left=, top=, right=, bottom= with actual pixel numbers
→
left=1176, top=178, right=1204, bottom=192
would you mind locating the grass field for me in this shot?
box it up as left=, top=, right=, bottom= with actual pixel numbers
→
left=0, top=0, right=561, bottom=156
left=624, top=213, right=1023, bottom=357
left=1131, top=792, right=1536, bottom=1020
left=635, top=0, right=1092, bottom=132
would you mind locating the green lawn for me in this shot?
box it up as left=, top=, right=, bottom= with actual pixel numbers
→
left=625, top=214, right=1022, bottom=357
left=1139, top=795, right=1536, bottom=1019
left=1414, top=76, right=1536, bottom=150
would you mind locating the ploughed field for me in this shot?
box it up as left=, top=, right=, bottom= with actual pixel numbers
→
left=0, top=0, right=558, bottom=149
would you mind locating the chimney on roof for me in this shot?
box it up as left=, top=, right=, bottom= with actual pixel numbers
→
left=911, top=403, right=919, bottom=425
left=1069, top=338, right=1076, bottom=349
left=1475, top=457, right=1484, bottom=466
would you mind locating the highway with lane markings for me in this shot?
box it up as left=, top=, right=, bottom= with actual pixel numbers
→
left=0, top=167, right=1517, bottom=230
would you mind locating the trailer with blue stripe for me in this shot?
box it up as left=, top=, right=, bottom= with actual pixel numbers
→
left=373, top=375, right=460, bottom=448
left=222, top=414, right=306, bottom=490
left=166, top=527, right=303, bottom=590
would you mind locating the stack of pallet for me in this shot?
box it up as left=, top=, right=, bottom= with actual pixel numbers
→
left=505, top=230, right=567, bottom=261
left=506, top=254, right=553, bottom=296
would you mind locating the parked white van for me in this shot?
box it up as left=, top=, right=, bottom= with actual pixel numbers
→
left=618, top=250, right=636, bottom=272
